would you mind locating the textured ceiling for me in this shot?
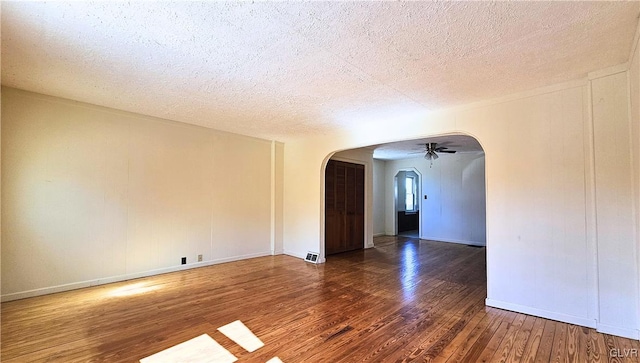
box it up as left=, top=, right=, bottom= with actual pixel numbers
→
left=2, top=1, right=639, bottom=142
left=372, top=135, right=483, bottom=160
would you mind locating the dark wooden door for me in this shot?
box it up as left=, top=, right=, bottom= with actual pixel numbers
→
left=325, top=160, right=364, bottom=255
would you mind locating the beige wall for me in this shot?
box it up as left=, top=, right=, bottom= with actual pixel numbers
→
left=1, top=87, right=2, bottom=292
left=1, top=87, right=283, bottom=300
left=282, top=72, right=639, bottom=338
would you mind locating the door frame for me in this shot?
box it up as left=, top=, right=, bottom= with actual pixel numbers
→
left=393, top=167, right=422, bottom=238
left=321, top=151, right=374, bottom=261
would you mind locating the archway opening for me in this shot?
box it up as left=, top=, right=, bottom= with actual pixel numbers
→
left=320, top=132, right=487, bottom=299
left=322, top=134, right=486, bottom=253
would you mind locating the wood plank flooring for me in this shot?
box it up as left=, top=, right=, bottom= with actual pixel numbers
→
left=2, top=235, right=639, bottom=362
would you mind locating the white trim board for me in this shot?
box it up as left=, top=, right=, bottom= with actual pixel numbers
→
left=1, top=251, right=272, bottom=302
left=283, top=250, right=307, bottom=260
left=597, top=323, right=640, bottom=341
left=588, top=63, right=628, bottom=80
left=420, top=236, right=486, bottom=247
left=486, top=298, right=596, bottom=329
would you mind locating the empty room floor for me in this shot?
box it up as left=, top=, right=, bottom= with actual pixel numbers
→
left=2, top=236, right=639, bottom=362
left=398, top=229, right=419, bottom=238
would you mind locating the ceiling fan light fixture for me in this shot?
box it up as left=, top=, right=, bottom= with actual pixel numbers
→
left=424, top=150, right=438, bottom=160
left=419, top=142, right=456, bottom=167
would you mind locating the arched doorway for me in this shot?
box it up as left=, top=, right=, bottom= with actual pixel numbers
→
left=321, top=133, right=486, bottom=258
left=324, top=159, right=365, bottom=255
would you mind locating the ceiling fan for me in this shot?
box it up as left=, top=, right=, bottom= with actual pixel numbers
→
left=415, top=143, right=456, bottom=167
left=422, top=142, right=456, bottom=160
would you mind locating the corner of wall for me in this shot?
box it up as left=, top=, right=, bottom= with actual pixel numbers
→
left=627, top=15, right=640, bottom=340
left=590, top=65, right=640, bottom=337
left=628, top=14, right=640, bottom=67
left=271, top=141, right=285, bottom=255
left=1, top=85, right=3, bottom=295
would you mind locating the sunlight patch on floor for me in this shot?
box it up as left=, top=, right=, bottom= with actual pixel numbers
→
left=108, top=282, right=160, bottom=297
left=140, top=320, right=281, bottom=363
left=140, top=334, right=237, bottom=363
left=218, top=320, right=265, bottom=353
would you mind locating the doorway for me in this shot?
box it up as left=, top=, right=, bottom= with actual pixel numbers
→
left=395, top=170, right=421, bottom=238
left=324, top=159, right=365, bottom=255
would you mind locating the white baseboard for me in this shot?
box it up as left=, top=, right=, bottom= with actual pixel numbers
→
left=423, top=236, right=485, bottom=246
left=283, top=250, right=307, bottom=260
left=485, top=298, right=597, bottom=328
left=1, top=251, right=272, bottom=302
left=373, top=233, right=386, bottom=237
left=486, top=299, right=640, bottom=340
left=597, top=323, right=640, bottom=340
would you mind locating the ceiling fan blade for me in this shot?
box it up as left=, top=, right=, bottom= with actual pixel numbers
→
left=439, top=150, right=457, bottom=153
left=432, top=152, right=439, bottom=160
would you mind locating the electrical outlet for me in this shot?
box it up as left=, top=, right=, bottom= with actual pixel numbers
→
left=197, top=254, right=203, bottom=262
left=181, top=257, right=187, bottom=265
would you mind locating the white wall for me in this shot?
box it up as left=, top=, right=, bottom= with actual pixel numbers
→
left=385, top=153, right=486, bottom=246
left=282, top=72, right=639, bottom=338
left=591, top=69, right=639, bottom=338
left=1, top=87, right=284, bottom=301
left=372, top=159, right=386, bottom=236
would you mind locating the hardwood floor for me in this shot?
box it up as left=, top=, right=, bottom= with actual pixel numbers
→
left=2, top=236, right=639, bottom=362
